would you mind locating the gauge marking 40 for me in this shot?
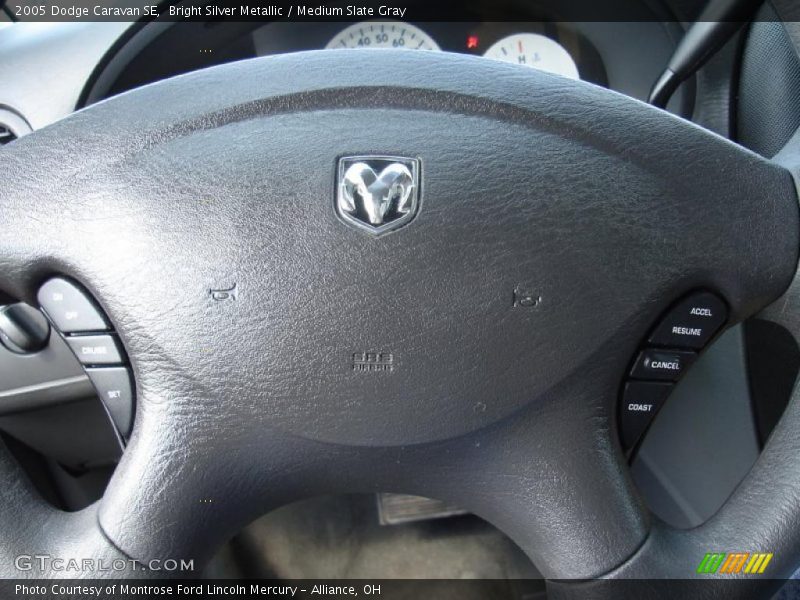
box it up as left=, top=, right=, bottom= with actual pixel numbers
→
left=326, top=21, right=439, bottom=51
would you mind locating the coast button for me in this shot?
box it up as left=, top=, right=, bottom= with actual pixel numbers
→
left=620, top=381, right=673, bottom=450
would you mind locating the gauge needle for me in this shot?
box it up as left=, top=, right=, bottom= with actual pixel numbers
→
left=518, top=40, right=524, bottom=54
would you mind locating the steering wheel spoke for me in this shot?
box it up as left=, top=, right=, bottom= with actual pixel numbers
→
left=402, top=370, right=650, bottom=579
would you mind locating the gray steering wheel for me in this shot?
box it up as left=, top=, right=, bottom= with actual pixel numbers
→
left=2, top=30, right=800, bottom=600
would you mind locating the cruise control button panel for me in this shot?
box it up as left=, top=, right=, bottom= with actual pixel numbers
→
left=648, top=292, right=728, bottom=349
left=38, top=278, right=110, bottom=333
left=37, top=277, right=134, bottom=443
left=619, top=290, right=728, bottom=455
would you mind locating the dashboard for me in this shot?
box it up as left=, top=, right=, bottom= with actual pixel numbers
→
left=81, top=20, right=690, bottom=114
left=269, top=22, right=595, bottom=81
left=0, top=16, right=692, bottom=136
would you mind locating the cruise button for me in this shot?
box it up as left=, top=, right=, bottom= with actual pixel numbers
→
left=65, top=334, right=124, bottom=365
left=630, top=349, right=696, bottom=381
left=649, top=292, right=727, bottom=349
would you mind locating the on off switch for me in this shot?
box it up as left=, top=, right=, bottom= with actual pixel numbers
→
left=649, top=292, right=727, bottom=349
left=37, top=278, right=110, bottom=333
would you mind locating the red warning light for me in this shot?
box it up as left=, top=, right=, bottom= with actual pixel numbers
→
left=466, top=35, right=479, bottom=50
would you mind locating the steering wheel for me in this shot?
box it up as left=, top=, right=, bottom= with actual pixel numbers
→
left=2, top=33, right=800, bottom=599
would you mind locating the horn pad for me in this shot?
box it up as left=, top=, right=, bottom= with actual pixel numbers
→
left=2, top=50, right=794, bottom=448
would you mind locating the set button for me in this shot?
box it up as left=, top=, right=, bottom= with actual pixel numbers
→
left=85, top=367, right=134, bottom=438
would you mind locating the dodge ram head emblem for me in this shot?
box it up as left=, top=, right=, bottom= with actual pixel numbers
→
left=336, top=156, right=420, bottom=235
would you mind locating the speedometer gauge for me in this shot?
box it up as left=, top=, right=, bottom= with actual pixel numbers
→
left=483, top=33, right=579, bottom=79
left=326, top=22, right=440, bottom=51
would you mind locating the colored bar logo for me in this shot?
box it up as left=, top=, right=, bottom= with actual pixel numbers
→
left=697, top=552, right=773, bottom=574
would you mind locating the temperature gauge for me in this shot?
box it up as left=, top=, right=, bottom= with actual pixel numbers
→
left=483, top=33, right=579, bottom=80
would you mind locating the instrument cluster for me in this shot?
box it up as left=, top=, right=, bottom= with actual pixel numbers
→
left=253, top=21, right=609, bottom=87
left=86, top=19, right=689, bottom=115
left=322, top=21, right=585, bottom=80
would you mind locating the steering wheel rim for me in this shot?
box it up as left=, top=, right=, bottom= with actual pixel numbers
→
left=1, top=42, right=799, bottom=597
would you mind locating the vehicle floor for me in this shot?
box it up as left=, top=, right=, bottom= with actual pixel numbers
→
left=205, top=494, right=546, bottom=599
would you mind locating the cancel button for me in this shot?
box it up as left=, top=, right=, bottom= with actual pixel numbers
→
left=630, top=349, right=696, bottom=382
